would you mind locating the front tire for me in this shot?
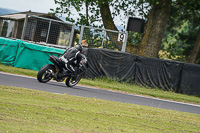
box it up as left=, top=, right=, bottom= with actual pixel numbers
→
left=37, top=64, right=55, bottom=83
left=65, top=74, right=82, bottom=87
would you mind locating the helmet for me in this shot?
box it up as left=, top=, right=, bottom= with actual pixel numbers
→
left=74, top=43, right=83, bottom=52
left=81, top=40, right=88, bottom=47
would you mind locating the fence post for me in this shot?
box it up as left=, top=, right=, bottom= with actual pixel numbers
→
left=79, top=25, right=84, bottom=44
left=101, top=30, right=106, bottom=47
left=46, top=21, right=51, bottom=44
left=21, top=14, right=28, bottom=40
left=69, top=25, right=75, bottom=47
left=121, top=31, right=128, bottom=52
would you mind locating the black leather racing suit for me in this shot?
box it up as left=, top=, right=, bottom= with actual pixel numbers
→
left=59, top=47, right=84, bottom=73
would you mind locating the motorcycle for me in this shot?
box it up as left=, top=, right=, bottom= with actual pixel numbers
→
left=37, top=55, right=88, bottom=87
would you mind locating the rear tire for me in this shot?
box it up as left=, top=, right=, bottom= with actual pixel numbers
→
left=65, top=74, right=82, bottom=87
left=37, top=64, right=55, bottom=83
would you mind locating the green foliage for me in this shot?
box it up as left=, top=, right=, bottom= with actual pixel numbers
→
left=178, top=25, right=199, bottom=56
left=82, top=28, right=103, bottom=48
left=161, top=0, right=200, bottom=62
left=161, top=41, right=184, bottom=60
left=51, top=0, right=151, bottom=28
left=127, top=31, right=143, bottom=46
left=52, top=0, right=199, bottom=61
left=81, top=28, right=120, bottom=50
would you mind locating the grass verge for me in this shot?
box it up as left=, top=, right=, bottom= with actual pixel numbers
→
left=1, top=85, right=200, bottom=133
left=0, top=64, right=200, bottom=104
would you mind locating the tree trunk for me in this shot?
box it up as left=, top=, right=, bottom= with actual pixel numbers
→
left=99, top=1, right=117, bottom=31
left=138, top=0, right=172, bottom=57
left=85, top=1, right=89, bottom=26
left=99, top=1, right=122, bottom=50
left=187, top=29, right=200, bottom=63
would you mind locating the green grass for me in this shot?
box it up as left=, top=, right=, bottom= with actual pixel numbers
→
left=0, top=63, right=200, bottom=104
left=0, top=64, right=37, bottom=77
left=1, top=85, right=200, bottom=133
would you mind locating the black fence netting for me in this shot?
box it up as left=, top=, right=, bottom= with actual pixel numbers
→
left=179, top=63, right=200, bottom=96
left=135, top=56, right=183, bottom=91
left=85, top=48, right=137, bottom=82
left=84, top=48, right=200, bottom=97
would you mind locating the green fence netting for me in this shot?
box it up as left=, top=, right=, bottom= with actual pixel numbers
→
left=0, top=37, right=65, bottom=71
left=14, top=41, right=65, bottom=71
left=0, top=37, right=20, bottom=66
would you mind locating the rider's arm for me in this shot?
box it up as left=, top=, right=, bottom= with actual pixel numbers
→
left=76, top=53, right=85, bottom=67
left=63, top=47, right=70, bottom=55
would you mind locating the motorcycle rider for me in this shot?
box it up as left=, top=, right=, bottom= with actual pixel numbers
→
left=59, top=41, right=88, bottom=74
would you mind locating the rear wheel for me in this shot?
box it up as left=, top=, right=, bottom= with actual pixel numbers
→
left=65, top=74, right=82, bottom=87
left=37, top=64, right=55, bottom=83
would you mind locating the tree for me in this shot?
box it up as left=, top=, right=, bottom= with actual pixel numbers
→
left=180, top=1, right=200, bottom=64
left=137, top=0, right=172, bottom=57
left=162, top=0, right=200, bottom=63
left=188, top=29, right=200, bottom=63
left=52, top=0, right=172, bottom=57
left=52, top=0, right=148, bottom=51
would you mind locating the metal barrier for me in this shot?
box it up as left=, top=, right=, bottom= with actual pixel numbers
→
left=79, top=25, right=128, bottom=52
left=21, top=15, right=75, bottom=47
left=21, top=16, right=128, bottom=51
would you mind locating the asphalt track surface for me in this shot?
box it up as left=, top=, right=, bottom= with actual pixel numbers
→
left=0, top=72, right=200, bottom=114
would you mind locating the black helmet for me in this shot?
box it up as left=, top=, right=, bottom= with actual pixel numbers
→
left=74, top=43, right=83, bottom=52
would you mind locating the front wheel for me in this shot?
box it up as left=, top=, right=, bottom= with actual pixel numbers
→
left=37, top=64, right=55, bottom=83
left=65, top=74, right=82, bottom=87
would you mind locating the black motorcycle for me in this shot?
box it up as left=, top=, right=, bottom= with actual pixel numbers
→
left=37, top=55, right=88, bottom=87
